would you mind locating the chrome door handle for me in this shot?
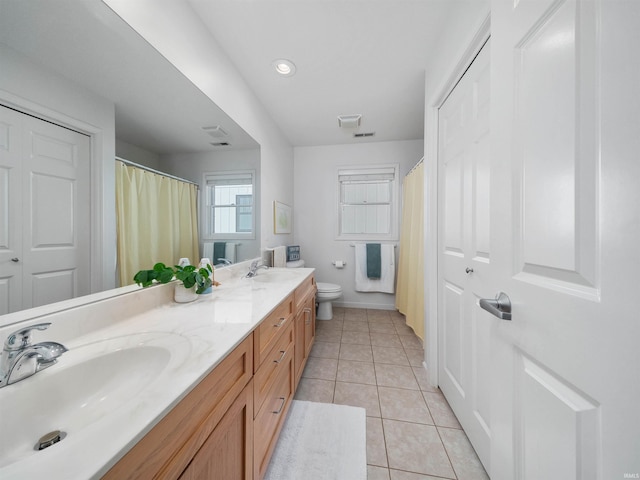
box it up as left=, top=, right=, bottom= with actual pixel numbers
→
left=479, top=292, right=512, bottom=321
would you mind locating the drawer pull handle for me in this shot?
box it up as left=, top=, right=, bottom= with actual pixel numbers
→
left=274, top=350, right=286, bottom=364
left=272, top=397, right=286, bottom=414
left=273, top=317, right=286, bottom=328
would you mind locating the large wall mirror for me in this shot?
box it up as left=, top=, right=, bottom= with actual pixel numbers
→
left=0, top=0, right=260, bottom=314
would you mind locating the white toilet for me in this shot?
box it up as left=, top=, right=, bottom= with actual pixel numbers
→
left=286, top=259, right=343, bottom=320
left=316, top=282, right=343, bottom=320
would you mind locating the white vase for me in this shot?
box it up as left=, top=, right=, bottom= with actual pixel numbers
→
left=174, top=282, right=198, bottom=303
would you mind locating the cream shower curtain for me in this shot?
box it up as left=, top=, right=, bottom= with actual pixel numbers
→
left=115, top=160, right=199, bottom=287
left=395, top=161, right=424, bottom=340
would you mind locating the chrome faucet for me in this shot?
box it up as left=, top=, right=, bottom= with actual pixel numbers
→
left=245, top=259, right=269, bottom=278
left=0, top=323, right=67, bottom=388
left=216, top=258, right=232, bottom=266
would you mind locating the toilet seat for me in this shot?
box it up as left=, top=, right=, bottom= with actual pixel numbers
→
left=317, top=282, right=341, bottom=293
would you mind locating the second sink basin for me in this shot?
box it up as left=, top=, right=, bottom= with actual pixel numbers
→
left=0, top=331, right=191, bottom=468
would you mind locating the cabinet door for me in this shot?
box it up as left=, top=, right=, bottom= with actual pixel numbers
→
left=180, top=381, right=254, bottom=480
left=303, top=296, right=315, bottom=358
left=294, top=307, right=305, bottom=388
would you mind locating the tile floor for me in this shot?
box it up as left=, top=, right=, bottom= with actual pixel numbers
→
left=295, top=307, right=489, bottom=480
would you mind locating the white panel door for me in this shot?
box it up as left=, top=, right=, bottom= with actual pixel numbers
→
left=0, top=106, right=23, bottom=314
left=490, top=0, right=640, bottom=478
left=0, top=105, right=91, bottom=312
left=438, top=41, right=492, bottom=471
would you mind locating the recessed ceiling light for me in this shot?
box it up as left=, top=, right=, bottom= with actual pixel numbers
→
left=272, top=59, right=296, bottom=77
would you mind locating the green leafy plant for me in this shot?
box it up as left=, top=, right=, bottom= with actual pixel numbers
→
left=133, top=262, right=213, bottom=294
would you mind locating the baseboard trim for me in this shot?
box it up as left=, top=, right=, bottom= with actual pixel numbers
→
left=333, top=301, right=397, bottom=311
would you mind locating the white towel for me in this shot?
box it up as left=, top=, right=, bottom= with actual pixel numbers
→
left=273, top=246, right=287, bottom=268
left=225, top=243, right=237, bottom=263
left=354, top=244, right=395, bottom=293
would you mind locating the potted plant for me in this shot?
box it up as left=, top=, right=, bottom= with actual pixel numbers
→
left=133, top=262, right=215, bottom=302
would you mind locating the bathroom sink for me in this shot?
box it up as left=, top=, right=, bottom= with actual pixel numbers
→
left=0, top=332, right=190, bottom=468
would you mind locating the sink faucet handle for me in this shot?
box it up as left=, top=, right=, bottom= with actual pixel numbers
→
left=5, top=322, right=52, bottom=350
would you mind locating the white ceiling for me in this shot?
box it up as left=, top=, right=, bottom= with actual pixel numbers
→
left=188, top=0, right=459, bottom=146
left=0, top=0, right=258, bottom=154
left=1, top=0, right=470, bottom=152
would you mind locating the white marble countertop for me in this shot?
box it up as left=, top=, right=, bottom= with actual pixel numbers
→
left=0, top=264, right=315, bottom=479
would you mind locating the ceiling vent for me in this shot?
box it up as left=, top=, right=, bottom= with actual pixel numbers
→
left=337, top=114, right=362, bottom=129
left=210, top=142, right=230, bottom=147
left=354, top=132, right=375, bottom=138
left=203, top=126, right=229, bottom=138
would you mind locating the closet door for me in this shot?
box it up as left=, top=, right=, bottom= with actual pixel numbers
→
left=437, top=40, right=492, bottom=471
left=0, top=106, right=23, bottom=313
left=0, top=105, right=91, bottom=313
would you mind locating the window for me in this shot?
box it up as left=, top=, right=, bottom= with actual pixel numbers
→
left=337, top=165, right=399, bottom=240
left=203, top=171, right=255, bottom=239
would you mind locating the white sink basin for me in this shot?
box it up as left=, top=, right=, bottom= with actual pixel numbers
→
left=0, top=332, right=190, bottom=468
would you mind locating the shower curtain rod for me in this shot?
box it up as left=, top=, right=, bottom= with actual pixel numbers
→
left=116, top=156, right=199, bottom=188
left=406, top=157, right=424, bottom=176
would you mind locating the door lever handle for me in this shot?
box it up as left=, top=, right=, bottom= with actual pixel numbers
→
left=479, top=292, right=512, bottom=321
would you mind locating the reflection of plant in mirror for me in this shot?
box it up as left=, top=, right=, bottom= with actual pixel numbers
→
left=134, top=263, right=214, bottom=294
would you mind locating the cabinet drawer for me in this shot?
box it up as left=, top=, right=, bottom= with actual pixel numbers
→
left=253, top=350, right=294, bottom=480
left=254, top=294, right=294, bottom=371
left=104, top=334, right=253, bottom=480
left=254, top=321, right=294, bottom=416
left=294, top=275, right=316, bottom=310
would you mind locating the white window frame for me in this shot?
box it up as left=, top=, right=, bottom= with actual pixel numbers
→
left=202, top=170, right=256, bottom=240
left=335, top=164, right=399, bottom=241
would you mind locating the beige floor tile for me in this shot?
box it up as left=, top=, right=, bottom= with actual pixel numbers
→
left=368, top=465, right=391, bottom=480
left=336, top=359, right=377, bottom=385
left=390, top=470, right=449, bottom=480
left=369, top=322, right=398, bottom=334
left=339, top=343, right=374, bottom=362
left=367, top=417, right=388, bottom=467
left=344, top=308, right=368, bottom=322
left=301, top=356, right=338, bottom=381
left=372, top=346, right=410, bottom=366
left=293, top=378, right=335, bottom=403
left=309, top=340, right=340, bottom=359
left=423, top=391, right=462, bottom=429
left=367, top=309, right=392, bottom=321
left=404, top=348, right=425, bottom=368
left=394, top=322, right=416, bottom=336
left=399, top=334, right=423, bottom=350
left=315, top=318, right=343, bottom=331
left=341, top=330, right=371, bottom=345
left=330, top=308, right=345, bottom=321
left=378, top=386, right=434, bottom=425
left=375, top=364, right=420, bottom=390
left=370, top=332, right=403, bottom=348
left=314, top=328, right=342, bottom=343
left=383, top=420, right=455, bottom=479
left=438, top=427, right=489, bottom=480
left=412, top=366, right=438, bottom=392
left=342, top=320, right=370, bottom=333
left=334, top=381, right=381, bottom=417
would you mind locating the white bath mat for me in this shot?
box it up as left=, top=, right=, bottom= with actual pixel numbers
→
left=264, top=400, right=367, bottom=480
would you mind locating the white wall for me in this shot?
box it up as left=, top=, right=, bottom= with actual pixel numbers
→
left=115, top=139, right=161, bottom=170
left=160, top=149, right=261, bottom=263
left=104, top=0, right=295, bottom=251
left=0, top=43, right=117, bottom=294
left=294, top=140, right=423, bottom=310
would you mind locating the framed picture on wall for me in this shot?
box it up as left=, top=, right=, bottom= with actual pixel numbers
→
left=273, top=201, right=292, bottom=234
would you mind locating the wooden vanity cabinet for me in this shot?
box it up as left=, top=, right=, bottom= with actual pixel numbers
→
left=252, top=294, right=296, bottom=480
left=103, top=335, right=253, bottom=480
left=103, top=274, right=315, bottom=480
left=294, top=276, right=317, bottom=388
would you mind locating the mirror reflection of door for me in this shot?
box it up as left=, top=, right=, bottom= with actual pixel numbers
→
left=1, top=104, right=90, bottom=314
